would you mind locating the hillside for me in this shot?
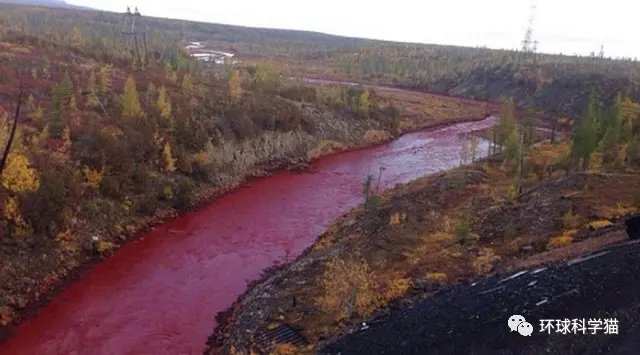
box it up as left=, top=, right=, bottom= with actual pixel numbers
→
left=0, top=0, right=88, bottom=9
left=3, top=2, right=640, bottom=121
left=206, top=95, right=640, bottom=354
left=0, top=5, right=491, bottom=341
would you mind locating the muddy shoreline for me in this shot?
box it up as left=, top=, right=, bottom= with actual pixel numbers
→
left=0, top=112, right=493, bottom=346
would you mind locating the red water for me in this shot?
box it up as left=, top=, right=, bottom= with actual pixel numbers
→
left=0, top=116, right=495, bottom=355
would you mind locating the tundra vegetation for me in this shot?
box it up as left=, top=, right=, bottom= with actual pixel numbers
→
left=209, top=92, right=640, bottom=355
left=0, top=3, right=487, bottom=334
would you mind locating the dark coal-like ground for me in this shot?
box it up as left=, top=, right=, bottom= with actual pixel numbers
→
left=321, top=238, right=640, bottom=355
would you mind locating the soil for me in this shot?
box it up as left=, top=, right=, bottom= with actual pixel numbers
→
left=205, top=152, right=640, bottom=355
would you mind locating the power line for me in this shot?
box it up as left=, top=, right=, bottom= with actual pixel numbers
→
left=121, top=5, right=148, bottom=65
left=519, top=0, right=538, bottom=65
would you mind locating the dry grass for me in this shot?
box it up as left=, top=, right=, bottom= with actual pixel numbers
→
left=269, top=344, right=298, bottom=355
left=472, top=248, right=502, bottom=275
left=588, top=220, right=614, bottom=230
left=315, top=256, right=382, bottom=321
left=377, top=90, right=488, bottom=130
left=547, top=234, right=575, bottom=250
left=561, top=209, right=582, bottom=230
left=363, top=129, right=392, bottom=143
left=308, top=140, right=345, bottom=159
left=503, top=231, right=627, bottom=272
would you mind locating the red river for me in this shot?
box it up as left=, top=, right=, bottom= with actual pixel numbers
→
left=0, top=116, right=495, bottom=355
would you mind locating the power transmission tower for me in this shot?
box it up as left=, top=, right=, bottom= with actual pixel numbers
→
left=598, top=45, right=605, bottom=59
left=518, top=1, right=539, bottom=66
left=121, top=6, right=148, bottom=66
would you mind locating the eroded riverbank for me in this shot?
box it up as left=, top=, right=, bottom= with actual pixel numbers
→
left=206, top=137, right=640, bottom=354
left=0, top=107, right=495, bottom=354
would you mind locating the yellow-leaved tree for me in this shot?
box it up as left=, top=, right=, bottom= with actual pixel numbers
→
left=83, top=166, right=104, bottom=190
left=181, top=73, right=192, bottom=94
left=162, top=142, right=176, bottom=172
left=157, top=86, right=172, bottom=120
left=121, top=75, right=141, bottom=118
left=226, top=70, right=242, bottom=102
left=86, top=71, right=99, bottom=107
left=316, top=256, right=381, bottom=321
left=99, top=64, right=112, bottom=96
left=1, top=153, right=40, bottom=193
left=358, top=90, right=370, bottom=116
left=1, top=153, right=40, bottom=240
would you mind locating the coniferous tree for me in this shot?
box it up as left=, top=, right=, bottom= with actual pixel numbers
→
left=496, top=98, right=517, bottom=149
left=226, top=70, right=242, bottom=102
left=99, top=64, right=112, bottom=96
left=600, top=95, right=622, bottom=167
left=572, top=91, right=600, bottom=171
left=121, top=75, right=142, bottom=118
left=358, top=90, right=370, bottom=117
left=145, top=82, right=156, bottom=109
left=49, top=83, right=65, bottom=138
left=522, top=107, right=537, bottom=147
left=86, top=71, right=99, bottom=108
left=504, top=128, right=521, bottom=175
left=157, top=86, right=172, bottom=120
left=59, top=72, right=73, bottom=103
left=181, top=73, right=192, bottom=94
left=162, top=142, right=176, bottom=172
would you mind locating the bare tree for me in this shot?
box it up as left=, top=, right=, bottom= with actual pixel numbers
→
left=0, top=83, right=24, bottom=175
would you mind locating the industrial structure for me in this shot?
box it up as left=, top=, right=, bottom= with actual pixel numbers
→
left=121, top=6, right=148, bottom=65
left=518, top=1, right=539, bottom=65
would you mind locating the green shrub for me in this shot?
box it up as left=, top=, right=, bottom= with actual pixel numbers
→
left=172, top=176, right=197, bottom=212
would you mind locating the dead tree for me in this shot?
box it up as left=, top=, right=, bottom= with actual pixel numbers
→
left=0, top=84, right=23, bottom=175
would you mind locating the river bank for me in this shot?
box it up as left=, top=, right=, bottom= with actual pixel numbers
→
left=0, top=88, right=491, bottom=352
left=205, top=139, right=640, bottom=354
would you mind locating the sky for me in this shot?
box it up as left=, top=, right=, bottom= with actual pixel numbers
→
left=68, top=0, right=639, bottom=59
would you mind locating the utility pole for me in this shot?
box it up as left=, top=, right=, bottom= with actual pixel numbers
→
left=121, top=6, right=148, bottom=66
left=518, top=1, right=539, bottom=67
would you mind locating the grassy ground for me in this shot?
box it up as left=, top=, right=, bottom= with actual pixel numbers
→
left=208, top=141, right=640, bottom=355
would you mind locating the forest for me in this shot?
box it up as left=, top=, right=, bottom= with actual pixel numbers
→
left=0, top=3, right=491, bottom=333
left=3, top=3, right=640, bottom=120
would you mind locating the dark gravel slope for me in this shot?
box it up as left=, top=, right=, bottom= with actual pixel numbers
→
left=321, top=239, right=640, bottom=355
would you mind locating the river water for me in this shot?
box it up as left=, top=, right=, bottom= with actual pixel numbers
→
left=0, top=116, right=495, bottom=355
